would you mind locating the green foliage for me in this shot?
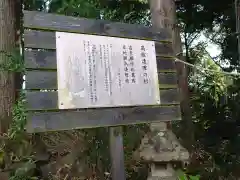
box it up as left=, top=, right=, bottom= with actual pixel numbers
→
left=174, top=0, right=240, bottom=177
left=100, top=0, right=150, bottom=24
left=82, top=124, right=148, bottom=180
left=177, top=170, right=200, bottom=180
left=0, top=48, right=33, bottom=178
left=83, top=127, right=111, bottom=178
left=9, top=161, right=37, bottom=180
left=0, top=49, right=24, bottom=72
left=123, top=124, right=149, bottom=179
left=1, top=92, right=36, bottom=180
left=177, top=0, right=238, bottom=70
left=190, top=57, right=227, bottom=103
left=23, top=0, right=48, bottom=11
left=49, top=0, right=101, bottom=18
left=8, top=92, right=26, bottom=139
left=48, top=0, right=150, bottom=24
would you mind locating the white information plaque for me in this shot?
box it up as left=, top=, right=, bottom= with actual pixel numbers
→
left=56, top=32, right=160, bottom=109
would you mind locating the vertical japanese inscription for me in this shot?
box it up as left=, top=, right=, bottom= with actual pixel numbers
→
left=92, top=44, right=97, bottom=102
left=107, top=44, right=113, bottom=95
left=122, top=45, right=129, bottom=84
left=87, top=41, right=93, bottom=102
left=103, top=45, right=110, bottom=94
left=123, top=45, right=136, bottom=84
left=129, top=45, right=136, bottom=84
left=140, top=45, right=149, bottom=84
left=84, top=41, right=98, bottom=104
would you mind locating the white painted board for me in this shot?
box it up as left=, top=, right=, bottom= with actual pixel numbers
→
left=56, top=32, right=160, bottom=109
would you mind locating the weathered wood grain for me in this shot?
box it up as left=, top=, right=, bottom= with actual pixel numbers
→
left=24, top=30, right=174, bottom=57
left=25, top=50, right=176, bottom=71
left=25, top=71, right=177, bottom=89
left=155, top=42, right=173, bottom=56
left=157, top=58, right=176, bottom=72
left=24, top=10, right=171, bottom=42
left=158, top=73, right=177, bottom=87
left=25, top=89, right=179, bottom=110
left=110, top=127, right=126, bottom=180
left=24, top=50, right=56, bottom=69
left=24, top=30, right=56, bottom=50
left=25, top=71, right=57, bottom=89
left=26, top=105, right=181, bottom=133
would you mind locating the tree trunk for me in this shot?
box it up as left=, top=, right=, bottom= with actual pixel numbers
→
left=149, top=0, right=175, bottom=41
left=149, top=0, right=193, bottom=151
left=144, top=1, right=191, bottom=179
left=148, top=0, right=176, bottom=130
left=0, top=0, right=17, bottom=133
left=176, top=55, right=194, bottom=152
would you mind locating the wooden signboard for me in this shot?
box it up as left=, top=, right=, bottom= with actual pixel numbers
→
left=23, top=10, right=181, bottom=133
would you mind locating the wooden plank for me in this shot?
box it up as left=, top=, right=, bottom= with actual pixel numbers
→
left=26, top=105, right=181, bottom=133
left=24, top=30, right=173, bottom=56
left=155, top=42, right=173, bottom=56
left=24, top=50, right=56, bottom=69
left=25, top=71, right=177, bottom=89
left=25, top=89, right=179, bottom=110
left=25, top=71, right=57, bottom=89
left=157, top=58, right=176, bottom=72
left=158, top=73, right=177, bottom=87
left=24, top=30, right=56, bottom=50
left=24, top=10, right=171, bottom=42
left=25, top=49, right=176, bottom=71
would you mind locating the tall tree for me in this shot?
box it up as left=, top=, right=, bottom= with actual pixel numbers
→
left=142, top=0, right=190, bottom=179
left=148, top=0, right=192, bottom=149
left=0, top=0, right=17, bottom=133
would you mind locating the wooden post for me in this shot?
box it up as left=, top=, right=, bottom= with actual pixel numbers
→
left=109, top=126, right=126, bottom=180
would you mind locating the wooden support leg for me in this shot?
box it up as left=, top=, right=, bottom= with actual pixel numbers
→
left=109, top=126, right=126, bottom=180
